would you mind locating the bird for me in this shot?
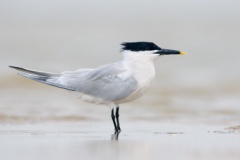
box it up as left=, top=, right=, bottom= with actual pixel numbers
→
left=9, top=42, right=186, bottom=133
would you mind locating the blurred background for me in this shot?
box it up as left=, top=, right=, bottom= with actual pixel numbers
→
left=0, top=0, right=240, bottom=126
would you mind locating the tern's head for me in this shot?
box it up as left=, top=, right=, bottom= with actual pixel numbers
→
left=121, top=42, right=186, bottom=56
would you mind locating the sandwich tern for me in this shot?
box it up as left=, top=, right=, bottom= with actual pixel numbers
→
left=10, top=42, right=186, bottom=133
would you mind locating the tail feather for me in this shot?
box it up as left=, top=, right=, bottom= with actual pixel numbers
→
left=9, top=66, right=59, bottom=77
left=9, top=66, right=75, bottom=91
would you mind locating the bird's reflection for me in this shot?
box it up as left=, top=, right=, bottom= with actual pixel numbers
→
left=111, top=131, right=121, bottom=140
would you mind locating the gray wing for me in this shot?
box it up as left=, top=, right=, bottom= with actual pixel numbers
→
left=54, top=62, right=138, bottom=101
left=10, top=63, right=138, bottom=102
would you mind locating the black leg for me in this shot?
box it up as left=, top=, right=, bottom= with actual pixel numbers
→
left=115, top=106, right=121, bottom=131
left=111, top=108, right=118, bottom=133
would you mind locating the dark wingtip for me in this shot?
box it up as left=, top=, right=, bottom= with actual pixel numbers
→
left=9, top=66, right=27, bottom=73
left=9, top=66, right=20, bottom=70
left=9, top=65, right=16, bottom=69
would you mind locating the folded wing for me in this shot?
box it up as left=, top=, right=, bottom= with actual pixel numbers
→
left=10, top=63, right=138, bottom=102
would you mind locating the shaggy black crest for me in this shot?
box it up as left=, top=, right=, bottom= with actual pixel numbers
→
left=121, top=42, right=161, bottom=52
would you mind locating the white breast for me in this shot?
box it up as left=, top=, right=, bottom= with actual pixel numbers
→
left=115, top=51, right=158, bottom=104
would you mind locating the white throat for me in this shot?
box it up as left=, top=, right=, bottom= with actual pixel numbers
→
left=118, top=50, right=159, bottom=103
left=122, top=50, right=159, bottom=63
left=122, top=51, right=159, bottom=79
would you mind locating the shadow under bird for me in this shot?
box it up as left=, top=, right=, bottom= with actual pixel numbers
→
left=10, top=42, right=186, bottom=133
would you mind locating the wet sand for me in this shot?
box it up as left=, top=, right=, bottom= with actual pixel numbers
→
left=0, top=121, right=240, bottom=160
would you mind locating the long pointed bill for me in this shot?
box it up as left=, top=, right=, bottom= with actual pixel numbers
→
left=156, top=49, right=187, bottom=55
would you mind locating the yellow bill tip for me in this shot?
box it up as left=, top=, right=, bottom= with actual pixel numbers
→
left=180, top=51, right=187, bottom=55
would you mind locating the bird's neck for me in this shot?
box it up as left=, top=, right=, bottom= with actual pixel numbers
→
left=123, top=51, right=158, bottom=86
left=123, top=51, right=158, bottom=69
